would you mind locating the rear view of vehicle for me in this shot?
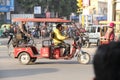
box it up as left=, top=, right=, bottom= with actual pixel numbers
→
left=85, top=25, right=101, bottom=46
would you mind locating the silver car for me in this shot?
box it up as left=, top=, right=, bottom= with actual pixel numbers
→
left=85, top=25, right=101, bottom=46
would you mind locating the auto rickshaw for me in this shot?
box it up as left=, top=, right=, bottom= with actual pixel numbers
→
left=8, top=18, right=91, bottom=65
left=99, top=21, right=120, bottom=45
left=99, top=25, right=109, bottom=45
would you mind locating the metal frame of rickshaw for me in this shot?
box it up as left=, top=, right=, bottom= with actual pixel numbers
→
left=10, top=18, right=91, bottom=65
left=11, top=18, right=75, bottom=64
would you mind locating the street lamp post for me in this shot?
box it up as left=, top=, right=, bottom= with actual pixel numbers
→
left=107, top=0, right=116, bottom=21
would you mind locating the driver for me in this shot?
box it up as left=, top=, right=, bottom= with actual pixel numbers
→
left=52, top=24, right=70, bottom=59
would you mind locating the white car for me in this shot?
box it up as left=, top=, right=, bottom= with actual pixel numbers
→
left=85, top=25, right=108, bottom=46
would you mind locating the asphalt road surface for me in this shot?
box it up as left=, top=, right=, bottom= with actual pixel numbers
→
left=0, top=38, right=97, bottom=80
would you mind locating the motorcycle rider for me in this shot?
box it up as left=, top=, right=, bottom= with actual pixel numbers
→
left=52, top=23, right=70, bottom=59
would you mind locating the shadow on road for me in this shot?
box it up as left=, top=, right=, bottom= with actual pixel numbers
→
left=33, top=58, right=93, bottom=65
left=35, top=60, right=79, bottom=64
left=0, top=68, right=58, bottom=79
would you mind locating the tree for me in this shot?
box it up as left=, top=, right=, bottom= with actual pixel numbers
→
left=14, top=0, right=77, bottom=19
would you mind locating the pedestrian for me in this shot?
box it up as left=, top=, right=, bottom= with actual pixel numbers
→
left=41, top=22, right=47, bottom=38
left=93, top=41, right=120, bottom=80
left=7, top=24, right=15, bottom=46
left=34, top=25, right=40, bottom=38
left=104, top=22, right=115, bottom=42
left=2, top=25, right=8, bottom=37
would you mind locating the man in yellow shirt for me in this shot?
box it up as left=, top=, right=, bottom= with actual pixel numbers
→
left=52, top=24, right=70, bottom=58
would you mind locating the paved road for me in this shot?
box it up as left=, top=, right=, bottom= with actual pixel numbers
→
left=0, top=38, right=97, bottom=80
left=0, top=47, right=94, bottom=80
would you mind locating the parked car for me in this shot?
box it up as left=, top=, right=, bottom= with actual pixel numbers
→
left=85, top=25, right=107, bottom=46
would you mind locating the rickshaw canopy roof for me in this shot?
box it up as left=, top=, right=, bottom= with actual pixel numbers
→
left=12, top=18, right=71, bottom=23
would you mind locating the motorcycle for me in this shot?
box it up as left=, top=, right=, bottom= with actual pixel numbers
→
left=80, top=33, right=90, bottom=48
left=10, top=30, right=91, bottom=65
left=72, top=30, right=90, bottom=48
left=1, top=31, right=9, bottom=38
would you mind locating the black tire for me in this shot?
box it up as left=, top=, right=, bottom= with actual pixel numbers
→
left=97, top=39, right=100, bottom=46
left=77, top=52, right=90, bottom=64
left=30, top=57, right=37, bottom=62
left=18, top=52, right=31, bottom=65
left=12, top=37, right=19, bottom=47
left=27, top=37, right=34, bottom=45
left=18, top=39, right=24, bottom=45
left=85, top=41, right=90, bottom=48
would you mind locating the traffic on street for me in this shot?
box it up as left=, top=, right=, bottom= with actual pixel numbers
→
left=0, top=37, right=96, bottom=80
left=0, top=0, right=119, bottom=80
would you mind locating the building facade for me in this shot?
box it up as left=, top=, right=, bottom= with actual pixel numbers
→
left=89, top=0, right=107, bottom=25
left=85, top=0, right=120, bottom=33
left=115, top=1, right=120, bottom=32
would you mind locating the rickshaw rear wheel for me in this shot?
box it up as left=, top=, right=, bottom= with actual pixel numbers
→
left=18, top=52, right=31, bottom=65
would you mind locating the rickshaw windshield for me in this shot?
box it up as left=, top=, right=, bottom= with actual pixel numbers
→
left=87, top=27, right=96, bottom=33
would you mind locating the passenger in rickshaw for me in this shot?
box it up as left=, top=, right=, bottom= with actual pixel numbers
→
left=18, top=21, right=31, bottom=43
left=104, top=22, right=115, bottom=42
left=52, top=23, right=70, bottom=59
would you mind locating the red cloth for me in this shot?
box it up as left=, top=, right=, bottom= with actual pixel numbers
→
left=104, top=28, right=115, bottom=40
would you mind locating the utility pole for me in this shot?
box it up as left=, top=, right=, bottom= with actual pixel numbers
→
left=107, top=0, right=116, bottom=21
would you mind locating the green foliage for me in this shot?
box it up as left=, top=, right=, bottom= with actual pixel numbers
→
left=15, top=0, right=77, bottom=19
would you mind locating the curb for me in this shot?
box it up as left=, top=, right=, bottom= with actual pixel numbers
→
left=0, top=45, right=7, bottom=47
